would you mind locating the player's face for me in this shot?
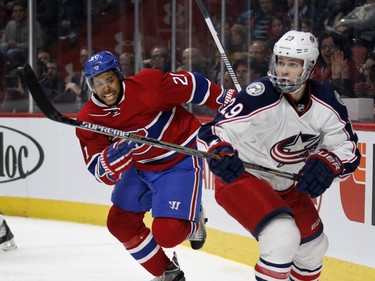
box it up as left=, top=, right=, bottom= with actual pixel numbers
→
left=92, top=71, right=121, bottom=106
left=275, top=56, right=303, bottom=79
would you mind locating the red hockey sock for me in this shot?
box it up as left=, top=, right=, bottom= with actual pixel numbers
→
left=106, top=205, right=171, bottom=276
left=152, top=217, right=192, bottom=248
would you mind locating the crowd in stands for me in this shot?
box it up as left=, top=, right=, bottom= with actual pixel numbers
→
left=0, top=0, right=374, bottom=118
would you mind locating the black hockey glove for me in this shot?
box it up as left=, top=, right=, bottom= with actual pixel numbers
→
left=99, top=140, right=136, bottom=177
left=296, top=149, right=343, bottom=198
left=207, top=141, right=244, bottom=183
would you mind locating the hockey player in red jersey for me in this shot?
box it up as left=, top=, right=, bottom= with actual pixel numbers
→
left=76, top=51, right=231, bottom=281
left=198, top=30, right=360, bottom=281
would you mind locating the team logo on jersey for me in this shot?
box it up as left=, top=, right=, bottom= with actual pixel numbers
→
left=246, top=82, right=265, bottom=96
left=270, top=133, right=320, bottom=167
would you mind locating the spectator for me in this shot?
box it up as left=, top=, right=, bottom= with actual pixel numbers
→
left=322, top=0, right=355, bottom=33
left=144, top=45, right=171, bottom=73
left=58, top=0, right=85, bottom=43
left=354, top=52, right=375, bottom=98
left=36, top=0, right=59, bottom=47
left=35, top=58, right=48, bottom=82
left=265, top=16, right=289, bottom=50
left=65, top=47, right=91, bottom=111
left=233, top=57, right=268, bottom=88
left=0, top=0, right=43, bottom=72
left=311, top=31, right=359, bottom=97
left=251, top=0, right=278, bottom=41
left=178, top=47, right=216, bottom=81
left=229, top=24, right=248, bottom=54
left=37, top=48, right=52, bottom=65
left=0, top=1, right=13, bottom=30
left=301, top=18, right=313, bottom=32
left=212, top=18, right=234, bottom=70
left=218, top=70, right=235, bottom=90
left=0, top=213, right=17, bottom=251
left=335, top=0, right=375, bottom=49
left=214, top=18, right=233, bottom=50
left=1, top=66, right=28, bottom=112
left=119, top=52, right=135, bottom=77
left=40, top=60, right=75, bottom=111
left=92, top=0, right=121, bottom=17
left=286, top=0, right=313, bottom=27
left=35, top=48, right=51, bottom=80
left=248, top=40, right=271, bottom=67
left=178, top=47, right=218, bottom=116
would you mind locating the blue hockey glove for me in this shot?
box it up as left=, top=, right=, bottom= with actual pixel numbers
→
left=99, top=140, right=136, bottom=177
left=207, top=141, right=244, bottom=183
left=296, top=149, right=343, bottom=198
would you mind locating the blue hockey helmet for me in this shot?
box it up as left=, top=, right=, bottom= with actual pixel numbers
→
left=84, top=51, right=123, bottom=91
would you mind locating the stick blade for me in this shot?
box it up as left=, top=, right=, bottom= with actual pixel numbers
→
left=22, top=64, right=82, bottom=128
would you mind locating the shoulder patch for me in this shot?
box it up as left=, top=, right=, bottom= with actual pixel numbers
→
left=246, top=82, right=265, bottom=96
left=334, top=90, right=345, bottom=106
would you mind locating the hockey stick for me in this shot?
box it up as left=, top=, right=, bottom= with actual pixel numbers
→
left=22, top=64, right=300, bottom=181
left=195, top=0, right=241, bottom=92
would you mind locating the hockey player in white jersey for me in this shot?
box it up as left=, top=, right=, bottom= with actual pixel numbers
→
left=198, top=30, right=360, bottom=280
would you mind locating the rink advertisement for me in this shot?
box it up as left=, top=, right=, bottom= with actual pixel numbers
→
left=0, top=116, right=375, bottom=280
left=0, top=125, right=44, bottom=183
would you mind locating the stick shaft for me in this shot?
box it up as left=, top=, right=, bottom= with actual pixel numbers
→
left=195, top=0, right=241, bottom=92
left=22, top=64, right=300, bottom=181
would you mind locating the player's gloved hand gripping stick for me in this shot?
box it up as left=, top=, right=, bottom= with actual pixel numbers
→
left=296, top=149, right=343, bottom=198
left=207, top=142, right=244, bottom=183
left=22, top=64, right=300, bottom=182
left=99, top=140, right=135, bottom=176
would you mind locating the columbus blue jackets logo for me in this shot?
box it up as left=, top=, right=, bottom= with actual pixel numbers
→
left=246, top=82, right=265, bottom=96
left=270, top=133, right=320, bottom=167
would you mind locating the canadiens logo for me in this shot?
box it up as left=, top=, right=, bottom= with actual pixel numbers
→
left=246, top=82, right=265, bottom=96
left=270, top=133, right=320, bottom=167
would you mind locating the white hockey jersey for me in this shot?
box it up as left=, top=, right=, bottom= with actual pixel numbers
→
left=197, top=77, right=361, bottom=191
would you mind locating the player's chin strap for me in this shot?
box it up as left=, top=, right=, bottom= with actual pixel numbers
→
left=22, top=64, right=301, bottom=182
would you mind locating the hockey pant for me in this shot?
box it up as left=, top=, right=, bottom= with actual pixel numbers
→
left=214, top=172, right=328, bottom=281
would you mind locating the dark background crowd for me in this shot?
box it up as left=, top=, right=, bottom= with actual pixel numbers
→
left=0, top=0, right=374, bottom=118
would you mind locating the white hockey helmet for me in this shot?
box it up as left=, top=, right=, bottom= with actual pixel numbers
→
left=268, top=30, right=319, bottom=93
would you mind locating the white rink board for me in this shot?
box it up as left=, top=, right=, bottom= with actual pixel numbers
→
left=0, top=117, right=374, bottom=268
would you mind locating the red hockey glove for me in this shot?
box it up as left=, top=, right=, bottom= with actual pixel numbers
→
left=296, top=149, right=343, bottom=198
left=98, top=140, right=135, bottom=178
left=208, top=141, right=244, bottom=183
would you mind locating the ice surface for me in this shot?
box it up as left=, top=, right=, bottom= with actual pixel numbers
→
left=0, top=216, right=255, bottom=280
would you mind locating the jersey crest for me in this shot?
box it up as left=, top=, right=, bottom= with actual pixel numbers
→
left=270, top=133, right=320, bottom=167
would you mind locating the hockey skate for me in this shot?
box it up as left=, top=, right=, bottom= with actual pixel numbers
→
left=151, top=251, right=185, bottom=281
left=0, top=214, right=17, bottom=251
left=189, top=205, right=207, bottom=250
